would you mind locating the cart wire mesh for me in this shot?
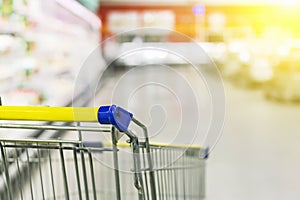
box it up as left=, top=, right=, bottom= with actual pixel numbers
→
left=0, top=105, right=206, bottom=200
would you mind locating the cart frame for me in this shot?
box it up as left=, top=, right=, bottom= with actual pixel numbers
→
left=0, top=105, right=206, bottom=200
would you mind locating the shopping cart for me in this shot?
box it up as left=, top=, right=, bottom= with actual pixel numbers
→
left=0, top=105, right=206, bottom=200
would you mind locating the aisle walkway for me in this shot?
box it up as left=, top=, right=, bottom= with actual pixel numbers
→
left=94, top=66, right=300, bottom=199
left=207, top=83, right=300, bottom=200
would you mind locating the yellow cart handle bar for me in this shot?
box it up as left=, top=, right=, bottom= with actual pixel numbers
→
left=0, top=105, right=133, bottom=132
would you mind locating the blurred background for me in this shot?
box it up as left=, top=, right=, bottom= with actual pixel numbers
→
left=1, top=0, right=300, bottom=199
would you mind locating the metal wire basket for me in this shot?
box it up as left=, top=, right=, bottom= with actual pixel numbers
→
left=0, top=105, right=206, bottom=200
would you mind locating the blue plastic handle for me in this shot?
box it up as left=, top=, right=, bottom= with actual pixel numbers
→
left=98, top=105, right=133, bottom=132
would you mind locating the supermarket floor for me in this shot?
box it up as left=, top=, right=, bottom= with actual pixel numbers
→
left=92, top=65, right=300, bottom=199
left=206, top=83, right=300, bottom=200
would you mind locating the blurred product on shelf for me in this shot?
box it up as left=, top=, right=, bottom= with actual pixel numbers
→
left=104, top=38, right=215, bottom=67
left=5, top=88, right=46, bottom=105
left=211, top=36, right=300, bottom=103
left=264, top=48, right=300, bottom=102
left=98, top=2, right=198, bottom=40
left=0, top=0, right=102, bottom=106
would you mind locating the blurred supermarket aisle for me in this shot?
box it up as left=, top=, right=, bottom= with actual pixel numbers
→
left=2, top=0, right=300, bottom=199
left=93, top=66, right=300, bottom=199
left=91, top=64, right=216, bottom=147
